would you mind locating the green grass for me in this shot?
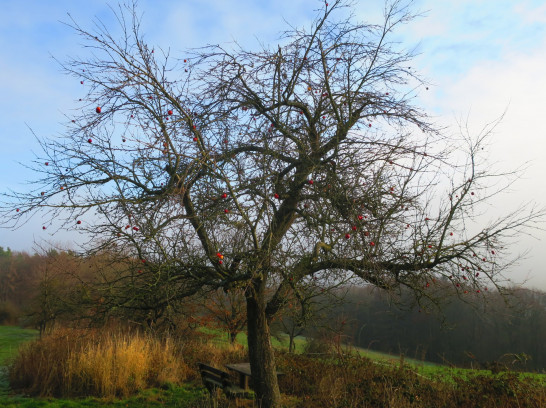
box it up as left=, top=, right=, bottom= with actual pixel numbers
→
left=413, top=363, right=546, bottom=385
left=0, top=384, right=209, bottom=407
left=198, top=326, right=544, bottom=382
left=197, top=326, right=299, bottom=351
left=0, top=326, right=39, bottom=399
left=0, top=326, right=38, bottom=365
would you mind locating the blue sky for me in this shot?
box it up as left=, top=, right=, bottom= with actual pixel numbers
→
left=1, top=0, right=545, bottom=289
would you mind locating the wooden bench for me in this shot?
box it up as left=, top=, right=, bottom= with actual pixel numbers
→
left=198, top=362, right=249, bottom=406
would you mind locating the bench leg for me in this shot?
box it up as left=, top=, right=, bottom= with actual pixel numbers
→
left=207, top=388, right=219, bottom=408
left=238, top=373, right=249, bottom=390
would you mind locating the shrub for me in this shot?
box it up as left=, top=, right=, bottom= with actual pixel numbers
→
left=276, top=352, right=546, bottom=408
left=302, top=337, right=334, bottom=356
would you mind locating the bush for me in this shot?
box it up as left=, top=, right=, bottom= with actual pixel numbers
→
left=302, top=337, right=334, bottom=356
left=276, top=353, right=546, bottom=408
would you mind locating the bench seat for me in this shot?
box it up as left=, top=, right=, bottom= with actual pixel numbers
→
left=198, top=362, right=250, bottom=401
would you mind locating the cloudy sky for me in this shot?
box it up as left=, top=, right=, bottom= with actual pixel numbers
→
left=0, top=0, right=545, bottom=289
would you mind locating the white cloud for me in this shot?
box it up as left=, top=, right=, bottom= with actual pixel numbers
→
left=514, top=1, right=546, bottom=24
left=422, top=38, right=546, bottom=289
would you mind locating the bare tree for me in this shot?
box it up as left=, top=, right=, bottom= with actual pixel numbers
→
left=272, top=269, right=351, bottom=353
left=2, top=1, right=543, bottom=406
left=201, top=288, right=247, bottom=344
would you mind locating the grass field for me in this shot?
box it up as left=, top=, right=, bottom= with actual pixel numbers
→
left=201, top=326, right=546, bottom=384
left=0, top=326, right=38, bottom=365
left=0, top=326, right=39, bottom=400
left=1, top=325, right=545, bottom=407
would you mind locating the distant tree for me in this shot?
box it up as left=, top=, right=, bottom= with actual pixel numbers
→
left=337, top=284, right=546, bottom=371
left=0, top=249, right=16, bottom=304
left=0, top=247, right=12, bottom=258
left=27, top=251, right=69, bottom=335
left=2, top=1, right=544, bottom=405
left=202, top=288, right=247, bottom=344
left=272, top=275, right=349, bottom=353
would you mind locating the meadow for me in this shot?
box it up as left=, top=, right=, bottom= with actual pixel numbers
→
left=0, top=325, right=544, bottom=407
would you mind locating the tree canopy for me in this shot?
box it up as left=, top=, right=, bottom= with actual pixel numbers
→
left=2, top=1, right=543, bottom=406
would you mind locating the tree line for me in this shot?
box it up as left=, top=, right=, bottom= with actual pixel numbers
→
left=1, top=246, right=544, bottom=372
left=309, top=284, right=546, bottom=372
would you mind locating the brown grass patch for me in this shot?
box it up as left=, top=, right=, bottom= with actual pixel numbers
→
left=9, top=328, right=190, bottom=397
left=276, top=353, right=546, bottom=408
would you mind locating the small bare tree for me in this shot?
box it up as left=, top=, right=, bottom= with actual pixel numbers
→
left=2, top=1, right=543, bottom=406
left=202, top=288, right=247, bottom=344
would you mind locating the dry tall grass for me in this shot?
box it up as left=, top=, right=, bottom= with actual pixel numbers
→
left=276, top=353, right=546, bottom=408
left=9, top=328, right=190, bottom=397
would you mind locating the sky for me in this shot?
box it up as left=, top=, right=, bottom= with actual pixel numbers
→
left=0, top=0, right=545, bottom=289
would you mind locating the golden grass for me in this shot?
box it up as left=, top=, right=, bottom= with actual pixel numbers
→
left=9, top=328, right=190, bottom=397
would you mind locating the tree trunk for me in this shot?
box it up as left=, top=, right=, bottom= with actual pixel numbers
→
left=230, top=331, right=237, bottom=344
left=289, top=335, right=295, bottom=353
left=246, top=281, right=281, bottom=408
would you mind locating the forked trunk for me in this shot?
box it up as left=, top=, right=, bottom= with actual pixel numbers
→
left=289, top=335, right=295, bottom=354
left=246, top=283, right=281, bottom=408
